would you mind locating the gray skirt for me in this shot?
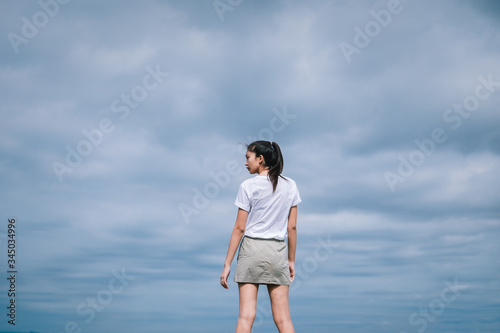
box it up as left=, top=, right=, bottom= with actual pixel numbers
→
left=234, top=236, right=291, bottom=285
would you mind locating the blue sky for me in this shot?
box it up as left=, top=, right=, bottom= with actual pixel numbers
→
left=1, top=0, right=499, bottom=332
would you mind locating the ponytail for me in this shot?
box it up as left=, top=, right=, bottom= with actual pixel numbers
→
left=247, top=140, right=285, bottom=192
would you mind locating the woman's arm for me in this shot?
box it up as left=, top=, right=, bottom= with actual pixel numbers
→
left=287, top=205, right=298, bottom=281
left=220, top=208, right=248, bottom=289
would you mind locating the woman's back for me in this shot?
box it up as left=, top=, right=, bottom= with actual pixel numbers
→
left=235, top=175, right=301, bottom=240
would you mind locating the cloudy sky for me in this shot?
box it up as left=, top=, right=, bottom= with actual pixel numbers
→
left=1, top=0, right=499, bottom=332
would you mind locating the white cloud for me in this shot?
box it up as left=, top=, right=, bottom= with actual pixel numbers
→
left=0, top=0, right=499, bottom=332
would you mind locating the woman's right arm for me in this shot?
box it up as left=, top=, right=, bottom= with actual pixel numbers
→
left=220, top=208, right=248, bottom=289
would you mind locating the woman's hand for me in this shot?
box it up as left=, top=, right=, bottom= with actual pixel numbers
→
left=289, top=261, right=295, bottom=282
left=220, top=208, right=248, bottom=290
left=220, top=264, right=231, bottom=289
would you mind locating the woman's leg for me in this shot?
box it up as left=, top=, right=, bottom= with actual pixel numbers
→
left=267, top=284, right=295, bottom=333
left=236, top=283, right=259, bottom=333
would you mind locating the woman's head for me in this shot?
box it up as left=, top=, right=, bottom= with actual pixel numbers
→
left=246, top=140, right=284, bottom=192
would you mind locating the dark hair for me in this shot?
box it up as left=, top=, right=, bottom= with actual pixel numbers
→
left=247, top=140, right=285, bottom=192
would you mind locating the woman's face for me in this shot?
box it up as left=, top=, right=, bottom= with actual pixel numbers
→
left=245, top=150, right=263, bottom=174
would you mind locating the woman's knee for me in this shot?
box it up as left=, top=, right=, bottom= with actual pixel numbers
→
left=238, top=310, right=256, bottom=324
left=272, top=312, right=292, bottom=325
left=238, top=283, right=259, bottom=324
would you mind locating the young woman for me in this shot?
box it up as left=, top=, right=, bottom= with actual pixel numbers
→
left=220, top=140, right=301, bottom=333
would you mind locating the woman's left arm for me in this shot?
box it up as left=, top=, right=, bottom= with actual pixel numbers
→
left=287, top=205, right=298, bottom=281
left=220, top=208, right=248, bottom=289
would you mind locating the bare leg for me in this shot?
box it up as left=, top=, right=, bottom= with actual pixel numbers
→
left=236, top=283, right=259, bottom=333
left=267, top=284, right=295, bottom=333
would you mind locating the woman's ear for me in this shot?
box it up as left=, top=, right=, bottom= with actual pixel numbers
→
left=257, top=154, right=264, bottom=165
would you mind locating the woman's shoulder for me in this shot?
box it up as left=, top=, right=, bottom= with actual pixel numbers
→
left=280, top=175, right=299, bottom=188
left=280, top=174, right=296, bottom=182
left=240, top=175, right=265, bottom=187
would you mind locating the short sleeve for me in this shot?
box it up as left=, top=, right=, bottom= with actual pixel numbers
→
left=234, top=182, right=251, bottom=212
left=291, top=182, right=302, bottom=206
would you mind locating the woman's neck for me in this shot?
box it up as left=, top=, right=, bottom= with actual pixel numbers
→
left=258, top=167, right=269, bottom=176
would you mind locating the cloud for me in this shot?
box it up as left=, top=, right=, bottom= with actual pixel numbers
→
left=0, top=0, right=499, bottom=332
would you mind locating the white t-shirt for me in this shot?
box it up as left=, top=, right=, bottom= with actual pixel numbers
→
left=234, top=175, right=301, bottom=240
